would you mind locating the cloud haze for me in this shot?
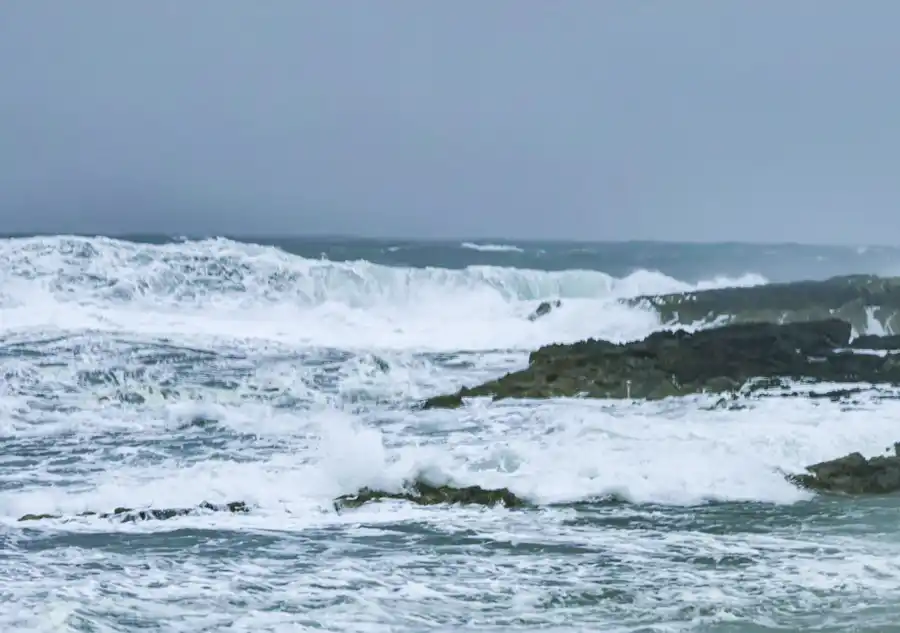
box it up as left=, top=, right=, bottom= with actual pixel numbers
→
left=1, top=1, right=899, bottom=242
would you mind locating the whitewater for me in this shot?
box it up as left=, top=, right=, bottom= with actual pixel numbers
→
left=3, top=235, right=900, bottom=632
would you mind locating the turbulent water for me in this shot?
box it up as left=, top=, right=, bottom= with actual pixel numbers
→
left=4, top=235, right=900, bottom=632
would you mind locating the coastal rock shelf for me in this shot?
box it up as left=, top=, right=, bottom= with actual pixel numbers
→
left=422, top=318, right=900, bottom=408
left=626, top=274, right=900, bottom=332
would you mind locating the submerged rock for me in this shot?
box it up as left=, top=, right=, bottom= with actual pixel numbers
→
left=334, top=481, right=528, bottom=510
left=18, top=501, right=250, bottom=523
left=528, top=300, right=562, bottom=322
left=626, top=274, right=900, bottom=333
left=787, top=444, right=900, bottom=494
left=421, top=318, right=900, bottom=407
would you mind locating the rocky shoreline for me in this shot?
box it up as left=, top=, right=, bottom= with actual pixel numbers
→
left=422, top=318, right=900, bottom=408
left=626, top=273, right=900, bottom=332
left=424, top=275, right=900, bottom=408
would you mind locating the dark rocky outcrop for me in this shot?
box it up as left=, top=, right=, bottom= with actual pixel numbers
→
left=334, top=481, right=527, bottom=510
left=787, top=444, right=900, bottom=494
left=627, top=274, right=900, bottom=333
left=18, top=500, right=250, bottom=523
left=528, top=300, right=562, bottom=321
left=16, top=483, right=528, bottom=523
left=850, top=334, right=900, bottom=350
left=422, top=318, right=900, bottom=407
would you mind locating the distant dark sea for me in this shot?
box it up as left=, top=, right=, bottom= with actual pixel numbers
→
left=3, top=233, right=900, bottom=632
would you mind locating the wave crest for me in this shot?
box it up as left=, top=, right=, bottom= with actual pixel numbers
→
left=0, top=235, right=767, bottom=350
left=0, top=235, right=764, bottom=306
left=460, top=242, right=525, bottom=253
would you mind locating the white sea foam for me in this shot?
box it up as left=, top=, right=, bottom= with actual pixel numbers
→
left=5, top=389, right=900, bottom=631
left=0, top=235, right=764, bottom=351
left=2, top=235, right=899, bottom=632
left=0, top=235, right=883, bottom=515
left=4, top=394, right=900, bottom=527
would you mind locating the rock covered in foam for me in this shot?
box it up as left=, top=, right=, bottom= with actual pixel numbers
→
left=16, top=483, right=528, bottom=523
left=624, top=274, right=900, bottom=333
left=421, top=318, right=900, bottom=407
left=527, top=299, right=562, bottom=321
left=18, top=501, right=250, bottom=523
left=334, top=481, right=527, bottom=510
left=787, top=444, right=900, bottom=494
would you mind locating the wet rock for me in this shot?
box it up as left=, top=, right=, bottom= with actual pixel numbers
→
left=528, top=299, right=562, bottom=322
left=421, top=392, right=466, bottom=410
left=742, top=377, right=792, bottom=394
left=334, top=481, right=528, bottom=510
left=805, top=387, right=866, bottom=401
left=18, top=513, right=60, bottom=522
left=421, top=318, right=900, bottom=407
left=703, top=395, right=748, bottom=411
left=371, top=355, right=391, bottom=373
left=18, top=500, right=250, bottom=523
left=787, top=444, right=900, bottom=494
left=850, top=334, right=900, bottom=350
left=626, top=274, right=900, bottom=333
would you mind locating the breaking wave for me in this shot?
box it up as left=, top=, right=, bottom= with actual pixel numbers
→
left=5, top=235, right=900, bottom=631
left=0, top=235, right=766, bottom=351
left=460, top=241, right=525, bottom=253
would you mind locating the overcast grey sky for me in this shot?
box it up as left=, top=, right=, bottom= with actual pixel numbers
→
left=1, top=1, right=899, bottom=242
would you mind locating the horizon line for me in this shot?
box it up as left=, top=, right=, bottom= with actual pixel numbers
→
left=0, top=231, right=898, bottom=249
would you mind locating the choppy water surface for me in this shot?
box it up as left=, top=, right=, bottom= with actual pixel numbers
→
left=3, top=235, right=900, bottom=632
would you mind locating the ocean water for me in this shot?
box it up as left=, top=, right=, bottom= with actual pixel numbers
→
left=3, top=235, right=900, bottom=632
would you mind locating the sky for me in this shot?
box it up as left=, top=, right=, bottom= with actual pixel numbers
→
left=1, top=1, right=899, bottom=243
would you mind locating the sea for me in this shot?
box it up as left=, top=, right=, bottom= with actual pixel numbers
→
left=3, top=234, right=900, bottom=633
